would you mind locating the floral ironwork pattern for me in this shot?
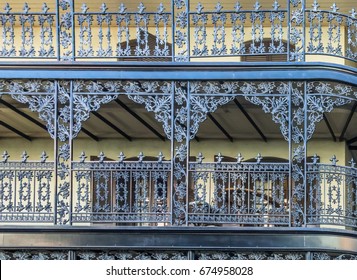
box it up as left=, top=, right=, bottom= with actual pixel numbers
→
left=289, top=0, right=305, bottom=61
left=76, top=250, right=187, bottom=260
left=196, top=251, right=305, bottom=260
left=0, top=250, right=68, bottom=260
left=71, top=155, right=171, bottom=224
left=0, top=1, right=357, bottom=61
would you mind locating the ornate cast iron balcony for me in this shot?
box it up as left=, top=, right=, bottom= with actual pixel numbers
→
left=0, top=151, right=356, bottom=229
left=0, top=1, right=356, bottom=63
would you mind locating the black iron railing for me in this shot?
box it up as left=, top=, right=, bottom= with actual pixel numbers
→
left=0, top=1, right=356, bottom=63
left=0, top=151, right=356, bottom=229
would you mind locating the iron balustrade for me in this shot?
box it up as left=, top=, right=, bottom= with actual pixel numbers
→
left=188, top=161, right=290, bottom=226
left=0, top=1, right=356, bottom=62
left=0, top=152, right=357, bottom=229
left=71, top=159, right=172, bottom=224
left=307, top=162, right=357, bottom=229
left=0, top=153, right=55, bottom=223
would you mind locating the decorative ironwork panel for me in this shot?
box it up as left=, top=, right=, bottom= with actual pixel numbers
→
left=0, top=1, right=357, bottom=62
left=76, top=250, right=188, bottom=260
left=171, top=82, right=189, bottom=225
left=289, top=0, right=305, bottom=61
left=173, top=0, right=189, bottom=61
left=72, top=155, right=171, bottom=224
left=188, top=161, right=290, bottom=226
left=230, top=3, right=246, bottom=55
left=307, top=1, right=324, bottom=54
left=242, top=81, right=290, bottom=140
left=311, top=252, right=357, bottom=260
left=190, top=2, right=288, bottom=59
left=0, top=153, right=54, bottom=223
left=195, top=251, right=305, bottom=260
left=325, top=4, right=343, bottom=56
left=347, top=9, right=357, bottom=60
left=0, top=4, right=16, bottom=57
left=307, top=82, right=352, bottom=139
left=58, top=0, right=74, bottom=60
left=307, top=2, right=344, bottom=57
left=74, top=3, right=172, bottom=60
left=0, top=3, right=56, bottom=58
left=2, top=249, right=356, bottom=260
left=5, top=79, right=56, bottom=138
left=127, top=81, right=172, bottom=139
left=0, top=250, right=68, bottom=260
left=307, top=162, right=357, bottom=228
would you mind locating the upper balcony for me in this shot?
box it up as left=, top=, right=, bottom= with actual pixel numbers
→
left=0, top=0, right=357, bottom=66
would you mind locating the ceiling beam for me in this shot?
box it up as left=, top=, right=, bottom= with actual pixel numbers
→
left=0, top=99, right=99, bottom=141
left=0, top=99, right=47, bottom=130
left=91, top=111, right=132, bottom=141
left=0, top=120, right=32, bottom=141
left=80, top=127, right=99, bottom=142
left=233, top=99, right=267, bottom=142
left=339, top=101, right=357, bottom=142
left=347, top=136, right=357, bottom=145
left=323, top=113, right=336, bottom=142
left=207, top=113, right=233, bottom=142
left=115, top=99, right=165, bottom=142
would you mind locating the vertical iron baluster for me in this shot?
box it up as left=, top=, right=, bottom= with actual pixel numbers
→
left=307, top=1, right=324, bottom=54
left=173, top=0, right=189, bottom=61
left=326, top=4, right=343, bottom=56
left=134, top=3, right=150, bottom=58
left=192, top=3, right=208, bottom=57
left=269, top=1, right=286, bottom=56
left=77, top=4, right=93, bottom=57
left=230, top=3, right=246, bottom=56
left=346, top=10, right=357, bottom=60
left=211, top=3, right=227, bottom=56
left=154, top=3, right=170, bottom=59
left=0, top=3, right=16, bottom=57
left=97, top=4, right=113, bottom=57
left=288, top=0, right=305, bottom=61
left=58, top=0, right=74, bottom=60
left=116, top=4, right=131, bottom=58
left=38, top=3, right=55, bottom=58
left=250, top=2, right=266, bottom=54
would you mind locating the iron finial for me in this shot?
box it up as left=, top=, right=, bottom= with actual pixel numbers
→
left=312, top=154, right=319, bottom=165
left=79, top=151, right=87, bottom=163
left=330, top=155, right=338, bottom=166
left=21, top=151, right=29, bottom=163
left=2, top=151, right=10, bottom=163
left=236, top=153, right=244, bottom=164
left=216, top=152, right=224, bottom=163
left=98, top=151, right=105, bottom=163
left=40, top=151, right=48, bottom=163
left=197, top=152, right=204, bottom=164
left=118, top=152, right=126, bottom=163
left=158, top=152, right=164, bottom=163
left=255, top=153, right=263, bottom=164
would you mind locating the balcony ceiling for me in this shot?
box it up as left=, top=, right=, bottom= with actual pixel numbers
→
left=0, top=93, right=356, bottom=145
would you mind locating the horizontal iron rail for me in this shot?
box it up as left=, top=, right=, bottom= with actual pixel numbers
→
left=0, top=63, right=356, bottom=86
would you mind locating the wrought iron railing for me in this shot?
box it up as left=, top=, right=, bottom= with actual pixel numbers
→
left=0, top=151, right=356, bottom=229
left=188, top=160, right=290, bottom=226
left=0, top=1, right=357, bottom=63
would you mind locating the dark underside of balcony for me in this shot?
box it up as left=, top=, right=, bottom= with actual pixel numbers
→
left=0, top=226, right=357, bottom=254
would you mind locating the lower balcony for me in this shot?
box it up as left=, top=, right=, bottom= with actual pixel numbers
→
left=0, top=154, right=356, bottom=230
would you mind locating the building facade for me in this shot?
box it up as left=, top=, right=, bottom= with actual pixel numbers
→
left=0, top=0, right=357, bottom=260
